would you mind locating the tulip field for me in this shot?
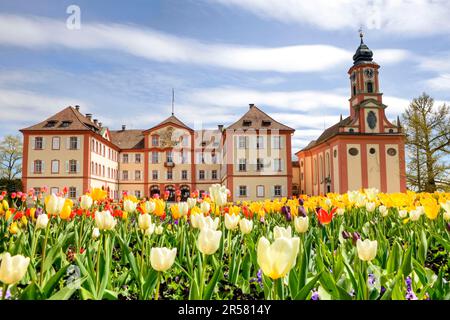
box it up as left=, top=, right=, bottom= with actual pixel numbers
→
left=0, top=185, right=449, bottom=300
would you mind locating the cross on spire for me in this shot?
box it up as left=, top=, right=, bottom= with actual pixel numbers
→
left=359, top=25, right=364, bottom=44
left=171, top=88, right=175, bottom=116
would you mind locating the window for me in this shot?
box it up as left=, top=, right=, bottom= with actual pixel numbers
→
left=135, top=190, right=141, bottom=198
left=352, top=85, right=356, bottom=96
left=212, top=170, right=217, bottom=180
left=60, top=121, right=72, bottom=128
left=35, top=137, right=43, bottom=150
left=152, top=170, right=158, bottom=180
left=199, top=170, right=205, bottom=180
left=239, top=159, right=246, bottom=172
left=135, top=170, right=141, bottom=181
left=135, top=154, right=141, bottom=164
left=256, top=136, right=264, bottom=149
left=272, top=136, right=281, bottom=149
left=152, top=151, right=159, bottom=164
left=69, top=187, right=76, bottom=199
left=69, top=137, right=78, bottom=150
left=167, top=169, right=173, bottom=180
left=367, top=82, right=373, bottom=93
left=52, top=137, right=60, bottom=150
left=211, top=153, right=217, bottom=164
left=239, top=186, right=247, bottom=197
left=257, top=185, right=264, bottom=197
left=44, top=120, right=57, bottom=128
left=50, top=187, right=59, bottom=195
left=182, top=136, right=189, bottom=147
left=123, top=170, right=128, bottom=181
left=313, top=158, right=318, bottom=185
left=274, top=158, right=282, bottom=172
left=369, top=148, right=376, bottom=154
left=238, top=136, right=247, bottom=149
left=51, top=160, right=59, bottom=174
left=122, top=154, right=129, bottom=163
left=181, top=151, right=188, bottom=164
left=256, top=158, right=264, bottom=171
left=166, top=151, right=173, bottom=163
left=69, top=160, right=77, bottom=173
left=152, top=135, right=159, bottom=146
left=34, top=160, right=42, bottom=174
left=243, top=120, right=252, bottom=126
left=349, top=148, right=359, bottom=156
left=274, top=185, right=282, bottom=197
left=182, top=170, right=188, bottom=180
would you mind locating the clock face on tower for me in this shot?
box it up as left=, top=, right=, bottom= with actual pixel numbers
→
left=365, top=68, right=374, bottom=78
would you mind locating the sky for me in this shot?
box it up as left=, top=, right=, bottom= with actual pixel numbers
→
left=0, top=0, right=450, bottom=152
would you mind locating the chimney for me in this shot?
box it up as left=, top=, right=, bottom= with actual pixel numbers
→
left=86, top=113, right=92, bottom=121
left=122, top=125, right=126, bottom=131
left=218, top=124, right=223, bottom=132
left=249, top=103, right=255, bottom=109
left=75, top=105, right=80, bottom=111
left=93, top=119, right=98, bottom=125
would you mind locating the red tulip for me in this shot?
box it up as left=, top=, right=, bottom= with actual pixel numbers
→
left=316, top=207, right=336, bottom=225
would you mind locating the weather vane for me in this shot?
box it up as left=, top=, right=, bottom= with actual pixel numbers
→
left=359, top=25, right=364, bottom=44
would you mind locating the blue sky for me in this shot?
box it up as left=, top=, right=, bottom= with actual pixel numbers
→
left=1, top=0, right=449, bottom=151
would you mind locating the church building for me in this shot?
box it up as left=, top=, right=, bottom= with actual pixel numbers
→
left=295, top=33, right=406, bottom=195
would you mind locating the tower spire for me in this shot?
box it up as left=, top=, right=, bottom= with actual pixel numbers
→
left=171, top=88, right=174, bottom=116
left=359, top=25, right=364, bottom=44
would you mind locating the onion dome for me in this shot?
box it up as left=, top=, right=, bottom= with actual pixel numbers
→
left=353, top=30, right=374, bottom=65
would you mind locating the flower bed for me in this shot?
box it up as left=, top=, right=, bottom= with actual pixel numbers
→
left=0, top=186, right=449, bottom=300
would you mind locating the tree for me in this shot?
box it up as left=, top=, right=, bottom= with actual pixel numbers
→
left=402, top=93, right=450, bottom=192
left=0, top=135, right=23, bottom=180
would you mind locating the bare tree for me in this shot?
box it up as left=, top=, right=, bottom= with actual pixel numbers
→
left=0, top=135, right=23, bottom=180
left=402, top=93, right=450, bottom=192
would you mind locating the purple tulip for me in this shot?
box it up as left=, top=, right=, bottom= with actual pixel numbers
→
left=311, top=289, right=320, bottom=300
left=299, top=206, right=307, bottom=217
left=342, top=230, right=351, bottom=239
left=352, top=232, right=361, bottom=245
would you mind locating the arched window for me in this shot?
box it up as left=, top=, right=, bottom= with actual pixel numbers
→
left=326, top=153, right=330, bottom=178
left=313, top=158, right=318, bottom=185
left=352, top=85, right=356, bottom=96
left=367, top=82, right=373, bottom=93
left=320, top=155, right=324, bottom=182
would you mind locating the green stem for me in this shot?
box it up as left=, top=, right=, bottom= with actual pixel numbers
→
left=78, top=216, right=85, bottom=251
left=95, top=233, right=103, bottom=298
left=154, top=272, right=161, bottom=300
left=39, top=223, right=50, bottom=287
left=2, top=283, right=7, bottom=300
left=272, top=280, right=278, bottom=300
left=200, top=254, right=207, bottom=298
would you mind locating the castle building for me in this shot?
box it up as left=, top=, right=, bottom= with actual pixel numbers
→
left=20, top=105, right=294, bottom=202
left=295, top=34, right=406, bottom=195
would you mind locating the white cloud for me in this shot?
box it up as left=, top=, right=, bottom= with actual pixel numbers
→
left=426, top=74, right=450, bottom=91
left=210, top=0, right=450, bottom=36
left=0, top=14, right=408, bottom=73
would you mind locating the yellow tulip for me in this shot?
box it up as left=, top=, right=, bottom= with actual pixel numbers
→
left=90, top=188, right=107, bottom=201
left=59, top=204, right=72, bottom=220
left=9, top=222, right=19, bottom=234
left=2, top=200, right=9, bottom=212
left=257, top=236, right=299, bottom=280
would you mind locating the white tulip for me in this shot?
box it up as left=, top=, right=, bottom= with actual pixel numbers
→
left=142, top=201, right=156, bottom=214
left=257, top=236, right=300, bottom=279
left=197, top=228, right=222, bottom=255
left=198, top=216, right=220, bottom=230
left=155, top=225, right=164, bottom=235
left=364, top=188, right=379, bottom=201
left=365, top=202, right=376, bottom=213
left=123, top=199, right=137, bottom=213
left=150, top=247, right=177, bottom=272
left=239, top=218, right=253, bottom=234
left=398, top=209, right=408, bottom=218
left=45, top=194, right=66, bottom=215
left=145, top=223, right=155, bottom=236
left=356, top=239, right=378, bottom=262
left=224, top=213, right=240, bottom=230
left=294, top=216, right=309, bottom=234
left=94, top=210, right=117, bottom=230
left=0, top=252, right=30, bottom=285
left=138, top=213, right=152, bottom=231
left=200, top=201, right=210, bottom=214
left=187, top=198, right=197, bottom=209
left=80, top=195, right=93, bottom=210
left=209, top=184, right=228, bottom=207
left=336, top=208, right=345, bottom=216
left=409, top=209, right=422, bottom=221
left=178, top=202, right=189, bottom=217
left=190, top=213, right=204, bottom=229
left=441, top=201, right=450, bottom=221
left=35, top=213, right=49, bottom=230
left=92, top=227, right=100, bottom=239
left=378, top=205, right=388, bottom=217
left=273, top=225, right=292, bottom=239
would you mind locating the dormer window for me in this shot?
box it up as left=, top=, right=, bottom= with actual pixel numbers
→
left=243, top=120, right=252, bottom=126
left=262, top=120, right=271, bottom=126
left=60, top=121, right=72, bottom=128
left=44, top=120, right=57, bottom=128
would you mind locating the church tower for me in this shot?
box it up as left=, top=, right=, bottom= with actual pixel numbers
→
left=347, top=31, right=399, bottom=134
